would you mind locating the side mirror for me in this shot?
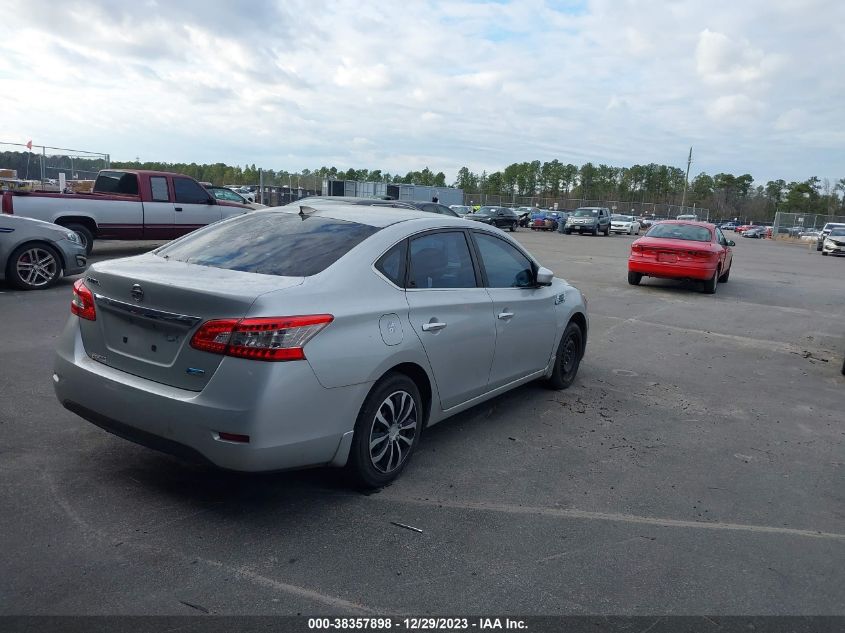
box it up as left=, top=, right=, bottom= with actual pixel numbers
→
left=206, top=197, right=216, bottom=204
left=536, top=266, right=554, bottom=286
left=727, top=240, right=735, bottom=246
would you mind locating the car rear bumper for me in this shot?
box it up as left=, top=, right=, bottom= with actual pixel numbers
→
left=53, top=318, right=371, bottom=472
left=628, top=258, right=716, bottom=281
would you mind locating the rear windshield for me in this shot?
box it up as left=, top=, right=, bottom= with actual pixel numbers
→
left=646, top=223, right=712, bottom=242
left=94, top=171, right=139, bottom=195
left=154, top=211, right=379, bottom=276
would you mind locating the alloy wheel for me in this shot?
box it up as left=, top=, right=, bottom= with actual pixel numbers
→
left=369, top=390, right=418, bottom=473
left=16, top=247, right=58, bottom=288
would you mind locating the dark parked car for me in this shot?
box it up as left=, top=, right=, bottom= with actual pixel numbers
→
left=468, top=207, right=519, bottom=231
left=742, top=227, right=766, bottom=238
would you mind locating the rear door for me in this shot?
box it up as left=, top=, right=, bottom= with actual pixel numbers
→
left=142, top=175, right=176, bottom=239
left=471, top=231, right=557, bottom=388
left=173, top=176, right=222, bottom=236
left=404, top=230, right=496, bottom=410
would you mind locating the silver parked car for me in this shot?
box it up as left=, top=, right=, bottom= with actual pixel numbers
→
left=1, top=215, right=87, bottom=290
left=53, top=205, right=588, bottom=487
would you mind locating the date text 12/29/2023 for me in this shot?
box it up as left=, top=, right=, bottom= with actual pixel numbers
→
left=308, top=618, right=528, bottom=630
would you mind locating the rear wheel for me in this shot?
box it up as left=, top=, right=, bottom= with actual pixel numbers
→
left=64, top=223, right=94, bottom=255
left=347, top=373, right=422, bottom=489
left=718, top=267, right=731, bottom=282
left=627, top=271, right=642, bottom=286
left=509, top=222, right=516, bottom=232
left=702, top=270, right=718, bottom=294
left=544, top=321, right=583, bottom=390
left=7, top=243, right=62, bottom=290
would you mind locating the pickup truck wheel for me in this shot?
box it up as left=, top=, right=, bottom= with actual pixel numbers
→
left=7, top=243, right=62, bottom=290
left=65, top=223, right=94, bottom=255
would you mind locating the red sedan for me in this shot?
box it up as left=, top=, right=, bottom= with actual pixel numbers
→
left=628, top=221, right=734, bottom=293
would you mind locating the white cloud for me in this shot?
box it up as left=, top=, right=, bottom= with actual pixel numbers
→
left=0, top=0, right=842, bottom=184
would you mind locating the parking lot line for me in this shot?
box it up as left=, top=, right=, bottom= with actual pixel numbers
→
left=592, top=313, right=835, bottom=359
left=375, top=496, right=845, bottom=541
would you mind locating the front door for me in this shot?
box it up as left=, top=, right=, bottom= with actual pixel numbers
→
left=404, top=230, right=496, bottom=410
left=471, top=231, right=557, bottom=388
left=173, top=177, right=222, bottom=236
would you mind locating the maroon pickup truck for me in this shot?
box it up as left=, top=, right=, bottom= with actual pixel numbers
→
left=1, top=169, right=252, bottom=254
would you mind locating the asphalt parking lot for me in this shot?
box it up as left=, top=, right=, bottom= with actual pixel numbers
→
left=1, top=232, right=843, bottom=616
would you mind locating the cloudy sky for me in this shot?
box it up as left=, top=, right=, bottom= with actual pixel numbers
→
left=0, top=0, right=842, bottom=184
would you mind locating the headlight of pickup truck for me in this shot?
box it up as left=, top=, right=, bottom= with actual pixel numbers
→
left=65, top=231, right=81, bottom=244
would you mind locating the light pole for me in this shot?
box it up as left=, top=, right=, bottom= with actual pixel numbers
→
left=680, top=146, right=692, bottom=211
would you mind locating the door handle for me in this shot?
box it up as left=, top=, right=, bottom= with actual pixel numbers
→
left=497, top=311, right=514, bottom=320
left=421, top=321, right=447, bottom=332
left=175, top=207, right=183, bottom=212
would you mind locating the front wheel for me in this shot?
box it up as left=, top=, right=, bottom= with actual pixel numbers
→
left=347, top=373, right=422, bottom=489
left=509, top=223, right=516, bottom=232
left=822, top=251, right=828, bottom=256
left=544, top=321, right=584, bottom=390
left=7, top=243, right=63, bottom=290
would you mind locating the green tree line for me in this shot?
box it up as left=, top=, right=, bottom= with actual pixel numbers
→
left=2, top=150, right=843, bottom=220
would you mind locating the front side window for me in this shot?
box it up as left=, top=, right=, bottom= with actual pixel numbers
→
left=474, top=233, right=534, bottom=288
left=155, top=212, right=379, bottom=277
left=174, top=177, right=211, bottom=204
left=150, top=176, right=169, bottom=202
left=408, top=231, right=477, bottom=289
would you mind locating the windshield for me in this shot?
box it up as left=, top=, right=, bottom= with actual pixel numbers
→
left=155, top=211, right=379, bottom=276
left=612, top=215, right=634, bottom=222
left=573, top=208, right=599, bottom=217
left=646, top=223, right=712, bottom=242
left=828, top=228, right=845, bottom=236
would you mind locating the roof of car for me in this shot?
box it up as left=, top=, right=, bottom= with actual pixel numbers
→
left=272, top=203, right=467, bottom=229
left=652, top=219, right=716, bottom=228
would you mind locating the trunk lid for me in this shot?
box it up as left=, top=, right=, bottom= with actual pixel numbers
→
left=79, top=254, right=303, bottom=390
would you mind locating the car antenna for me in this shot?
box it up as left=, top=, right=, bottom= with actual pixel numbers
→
left=299, top=205, right=318, bottom=219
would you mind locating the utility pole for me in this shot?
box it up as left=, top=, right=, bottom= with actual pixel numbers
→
left=680, top=146, right=692, bottom=212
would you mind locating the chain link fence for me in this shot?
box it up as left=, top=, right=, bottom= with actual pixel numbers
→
left=461, top=194, right=709, bottom=219
left=772, top=211, right=845, bottom=240
left=1, top=142, right=110, bottom=192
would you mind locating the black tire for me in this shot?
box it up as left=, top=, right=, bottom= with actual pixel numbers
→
left=627, top=271, right=642, bottom=286
left=702, top=270, right=718, bottom=294
left=822, top=251, right=828, bottom=256
left=591, top=228, right=598, bottom=236
left=6, top=242, right=63, bottom=290
left=816, top=242, right=823, bottom=251
left=564, top=229, right=571, bottom=235
left=64, top=223, right=94, bottom=255
left=718, top=267, right=731, bottom=282
left=544, top=321, right=584, bottom=390
left=604, top=225, right=610, bottom=236
left=347, top=373, right=422, bottom=489
left=509, top=222, right=516, bottom=232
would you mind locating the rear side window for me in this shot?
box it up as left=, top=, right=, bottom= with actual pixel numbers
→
left=375, top=241, right=407, bottom=286
left=150, top=177, right=169, bottom=202
left=94, top=171, right=139, bottom=195
left=408, top=231, right=477, bottom=289
left=174, top=177, right=211, bottom=204
left=155, top=212, right=379, bottom=276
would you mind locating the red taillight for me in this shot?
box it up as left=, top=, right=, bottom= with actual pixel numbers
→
left=71, top=279, right=96, bottom=321
left=631, top=244, right=643, bottom=253
left=190, top=314, right=333, bottom=362
left=692, top=250, right=715, bottom=259
left=1, top=192, right=12, bottom=214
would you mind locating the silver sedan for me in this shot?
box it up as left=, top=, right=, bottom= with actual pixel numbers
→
left=53, top=205, right=588, bottom=487
left=1, top=215, right=87, bottom=290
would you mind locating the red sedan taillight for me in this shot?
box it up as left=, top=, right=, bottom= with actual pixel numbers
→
left=71, top=279, right=96, bottom=321
left=190, top=315, right=333, bottom=361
